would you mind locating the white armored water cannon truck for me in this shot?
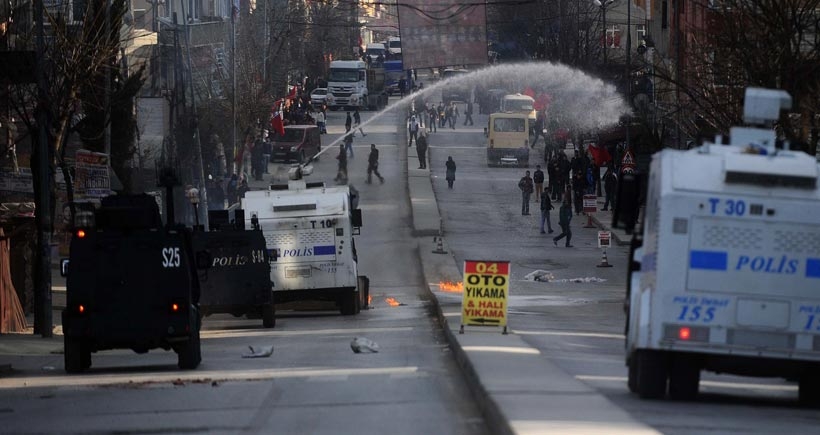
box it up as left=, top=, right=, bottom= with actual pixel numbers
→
left=614, top=88, right=820, bottom=405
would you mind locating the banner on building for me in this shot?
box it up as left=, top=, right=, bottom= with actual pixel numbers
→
left=74, top=150, right=111, bottom=200
left=397, top=0, right=488, bottom=70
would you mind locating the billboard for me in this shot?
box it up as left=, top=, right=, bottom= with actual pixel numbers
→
left=397, top=0, right=488, bottom=70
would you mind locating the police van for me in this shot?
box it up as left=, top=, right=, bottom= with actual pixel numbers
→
left=240, top=180, right=367, bottom=315
left=618, top=88, right=820, bottom=404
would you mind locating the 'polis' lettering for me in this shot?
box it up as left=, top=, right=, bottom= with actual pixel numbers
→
left=281, top=247, right=313, bottom=257
left=735, top=255, right=798, bottom=274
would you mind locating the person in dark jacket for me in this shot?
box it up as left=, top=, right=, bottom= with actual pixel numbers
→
left=518, top=170, right=534, bottom=215
left=602, top=166, right=617, bottom=211
left=353, top=109, right=366, bottom=136
left=533, top=165, right=545, bottom=203
left=416, top=130, right=428, bottom=169
left=226, top=174, right=238, bottom=205
left=445, top=156, right=456, bottom=189
left=539, top=188, right=554, bottom=234
left=345, top=111, right=352, bottom=133
left=553, top=198, right=573, bottom=247
left=335, top=144, right=348, bottom=184
left=366, top=144, right=384, bottom=184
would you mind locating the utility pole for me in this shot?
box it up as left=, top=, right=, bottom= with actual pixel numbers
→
left=180, top=0, right=208, bottom=229
left=231, top=4, right=237, bottom=175
left=33, top=0, right=53, bottom=337
left=625, top=0, right=632, bottom=150
left=104, top=0, right=112, bottom=155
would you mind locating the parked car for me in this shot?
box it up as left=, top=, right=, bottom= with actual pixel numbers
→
left=310, top=88, right=327, bottom=106
left=270, top=125, right=321, bottom=164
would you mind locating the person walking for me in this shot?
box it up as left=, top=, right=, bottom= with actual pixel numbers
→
left=553, top=198, right=573, bottom=247
left=602, top=165, right=617, bottom=211
left=335, top=144, right=348, bottom=184
left=539, top=188, right=554, bottom=234
left=343, top=132, right=354, bottom=158
left=366, top=144, right=385, bottom=184
left=518, top=170, right=534, bottom=215
left=226, top=174, right=238, bottom=206
left=408, top=115, right=420, bottom=147
left=427, top=105, right=438, bottom=133
left=316, top=110, right=327, bottom=134
left=262, top=137, right=271, bottom=174
left=464, top=101, right=474, bottom=126
left=445, top=156, right=456, bottom=189
left=345, top=111, right=352, bottom=133
left=533, top=165, right=545, bottom=203
left=353, top=109, right=367, bottom=136
left=416, top=129, right=428, bottom=169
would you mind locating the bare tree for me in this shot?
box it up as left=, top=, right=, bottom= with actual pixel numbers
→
left=652, top=0, right=820, bottom=152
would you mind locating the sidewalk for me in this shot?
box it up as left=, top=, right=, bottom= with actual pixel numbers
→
left=406, top=139, right=655, bottom=432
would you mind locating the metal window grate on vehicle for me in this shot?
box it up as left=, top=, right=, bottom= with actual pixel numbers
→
left=701, top=225, right=762, bottom=250
left=774, top=230, right=820, bottom=254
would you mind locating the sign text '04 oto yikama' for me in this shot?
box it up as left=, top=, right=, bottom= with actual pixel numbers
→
left=461, top=260, right=510, bottom=334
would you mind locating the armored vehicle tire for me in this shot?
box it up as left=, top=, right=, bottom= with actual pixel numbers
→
left=636, top=350, right=668, bottom=399
left=799, top=374, right=820, bottom=407
left=668, top=356, right=700, bottom=401
left=64, top=338, right=91, bottom=373
left=627, top=358, right=638, bottom=393
left=177, top=323, right=202, bottom=370
left=340, top=290, right=358, bottom=315
left=262, top=302, right=276, bottom=328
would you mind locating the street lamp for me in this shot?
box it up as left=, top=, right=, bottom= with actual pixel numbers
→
left=186, top=186, right=200, bottom=229
left=593, top=0, right=616, bottom=66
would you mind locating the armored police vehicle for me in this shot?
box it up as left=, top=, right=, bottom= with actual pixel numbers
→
left=194, top=214, right=275, bottom=328
left=239, top=180, right=367, bottom=315
left=618, top=88, right=820, bottom=404
left=62, top=194, right=207, bottom=373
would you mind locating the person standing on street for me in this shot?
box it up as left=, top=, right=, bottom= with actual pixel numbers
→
left=533, top=165, right=545, bottom=203
left=335, top=144, right=348, bottom=184
left=343, top=132, right=354, bottom=158
left=427, top=105, right=438, bottom=133
left=602, top=165, right=617, bottom=211
left=345, top=111, right=352, bottom=133
left=445, top=156, right=456, bottom=189
left=408, top=115, right=420, bottom=147
left=353, top=109, right=367, bottom=136
left=518, top=170, right=534, bottom=215
left=316, top=110, right=327, bottom=134
left=366, top=144, right=385, bottom=184
left=553, top=198, right=573, bottom=247
left=416, top=129, right=428, bottom=169
left=539, top=188, right=554, bottom=234
left=262, top=136, right=272, bottom=174
left=464, top=101, right=474, bottom=126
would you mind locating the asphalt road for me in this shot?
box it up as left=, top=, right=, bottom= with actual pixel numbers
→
left=0, top=102, right=488, bottom=435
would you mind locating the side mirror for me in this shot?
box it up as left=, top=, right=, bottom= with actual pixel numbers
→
left=351, top=208, right=363, bottom=228
left=60, top=259, right=69, bottom=277
left=195, top=250, right=212, bottom=270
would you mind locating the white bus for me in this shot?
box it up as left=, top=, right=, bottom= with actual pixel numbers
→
left=241, top=181, right=366, bottom=315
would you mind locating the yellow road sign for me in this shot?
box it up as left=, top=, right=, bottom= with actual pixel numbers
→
left=462, top=260, right=509, bottom=327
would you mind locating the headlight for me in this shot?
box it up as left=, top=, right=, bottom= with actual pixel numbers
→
left=290, top=146, right=297, bottom=152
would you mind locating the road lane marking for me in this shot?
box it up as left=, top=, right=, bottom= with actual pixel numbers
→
left=202, top=326, right=413, bottom=339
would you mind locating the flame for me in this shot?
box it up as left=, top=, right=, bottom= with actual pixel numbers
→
left=385, top=297, right=401, bottom=307
left=368, top=294, right=372, bottom=306
left=438, top=281, right=463, bottom=293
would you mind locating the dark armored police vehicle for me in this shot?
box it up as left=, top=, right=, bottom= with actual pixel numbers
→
left=62, top=194, right=207, bottom=373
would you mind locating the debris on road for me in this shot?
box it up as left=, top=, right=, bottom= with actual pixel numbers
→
left=242, top=345, right=274, bottom=358
left=172, top=379, right=185, bottom=386
left=350, top=337, right=380, bottom=353
left=524, top=270, right=606, bottom=284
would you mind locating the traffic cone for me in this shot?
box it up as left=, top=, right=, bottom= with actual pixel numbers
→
left=597, top=249, right=613, bottom=268
left=432, top=234, right=448, bottom=254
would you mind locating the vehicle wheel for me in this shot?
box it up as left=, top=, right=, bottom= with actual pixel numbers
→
left=636, top=350, right=668, bottom=399
left=177, top=323, right=201, bottom=370
left=262, top=302, right=276, bottom=329
left=627, top=356, right=638, bottom=393
left=340, top=290, right=358, bottom=315
left=64, top=337, right=90, bottom=373
left=799, top=374, right=820, bottom=407
left=668, top=355, right=700, bottom=400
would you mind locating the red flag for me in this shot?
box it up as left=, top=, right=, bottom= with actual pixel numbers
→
left=271, top=109, right=285, bottom=136
left=522, top=87, right=535, bottom=98
left=286, top=86, right=297, bottom=100
left=587, top=143, right=612, bottom=167
left=534, top=93, right=551, bottom=111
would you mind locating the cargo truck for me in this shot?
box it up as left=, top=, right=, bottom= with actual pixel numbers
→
left=326, top=60, right=388, bottom=111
